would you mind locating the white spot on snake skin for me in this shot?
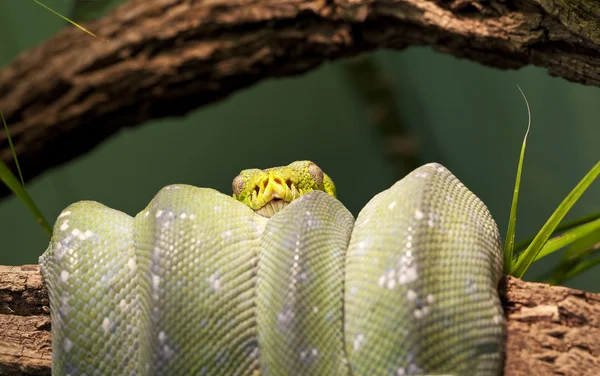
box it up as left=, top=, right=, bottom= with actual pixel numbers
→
left=152, top=274, right=161, bottom=290
left=306, top=211, right=311, bottom=215
left=213, top=205, right=220, bottom=211
left=397, top=255, right=418, bottom=285
left=119, top=299, right=128, bottom=310
left=164, top=345, right=175, bottom=359
left=144, top=211, right=150, bottom=218
left=60, top=270, right=69, bottom=282
left=58, top=211, right=71, bottom=218
left=426, top=294, right=435, bottom=304
left=102, top=317, right=110, bottom=333
left=311, top=348, right=318, bottom=356
left=189, top=214, right=196, bottom=220
left=71, top=228, right=81, bottom=237
left=127, top=258, right=136, bottom=271
left=493, top=314, right=503, bottom=324
left=158, top=331, right=167, bottom=343
left=73, top=229, right=95, bottom=241
left=388, top=201, right=397, bottom=210
left=387, top=279, right=396, bottom=289
left=414, top=309, right=423, bottom=319
left=408, top=364, right=424, bottom=375
left=180, top=213, right=187, bottom=219
left=353, top=333, right=365, bottom=351
left=312, top=306, right=319, bottom=314
left=156, top=210, right=163, bottom=218
left=406, top=289, right=417, bottom=302
left=428, top=219, right=435, bottom=228
left=221, top=230, right=232, bottom=239
left=60, top=295, right=70, bottom=315
left=294, top=255, right=299, bottom=261
left=396, top=367, right=406, bottom=376
left=414, top=209, right=424, bottom=220
left=349, top=286, right=358, bottom=295
left=415, top=171, right=429, bottom=178
left=378, top=275, right=385, bottom=287
left=465, top=279, right=476, bottom=294
left=208, top=272, right=221, bottom=291
left=64, top=338, right=73, bottom=353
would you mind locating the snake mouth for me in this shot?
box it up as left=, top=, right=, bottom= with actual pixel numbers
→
left=255, top=199, right=290, bottom=218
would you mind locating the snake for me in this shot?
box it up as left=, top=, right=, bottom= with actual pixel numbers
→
left=39, top=160, right=505, bottom=376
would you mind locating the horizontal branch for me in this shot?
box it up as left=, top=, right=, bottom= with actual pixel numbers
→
left=1, top=0, right=600, bottom=197
left=1, top=264, right=599, bottom=375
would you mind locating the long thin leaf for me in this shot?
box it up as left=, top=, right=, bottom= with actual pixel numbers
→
left=551, top=253, right=600, bottom=285
left=512, top=161, right=600, bottom=278
left=503, top=85, right=530, bottom=274
left=532, top=217, right=600, bottom=262
left=33, top=0, right=106, bottom=41
left=534, top=229, right=600, bottom=283
left=0, top=112, right=52, bottom=237
left=513, top=211, right=600, bottom=253
left=0, top=110, right=24, bottom=186
left=0, top=161, right=52, bottom=236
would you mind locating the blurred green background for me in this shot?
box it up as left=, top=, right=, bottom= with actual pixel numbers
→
left=1, top=1, right=598, bottom=291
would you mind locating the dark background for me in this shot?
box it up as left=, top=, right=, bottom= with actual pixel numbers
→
left=1, top=1, right=598, bottom=291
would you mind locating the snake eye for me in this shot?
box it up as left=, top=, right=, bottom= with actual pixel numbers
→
left=308, top=163, right=324, bottom=186
left=232, top=175, right=245, bottom=196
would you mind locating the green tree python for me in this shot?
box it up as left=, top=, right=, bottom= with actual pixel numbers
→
left=39, top=161, right=505, bottom=376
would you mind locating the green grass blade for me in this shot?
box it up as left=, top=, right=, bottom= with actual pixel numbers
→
left=513, top=211, right=600, bottom=253
left=533, top=225, right=600, bottom=283
left=550, top=254, right=600, bottom=285
left=0, top=110, right=24, bottom=186
left=503, top=85, right=530, bottom=274
left=532, top=217, right=600, bottom=262
left=0, top=112, right=52, bottom=237
left=511, top=161, right=600, bottom=278
left=33, top=0, right=106, bottom=41
left=0, top=160, right=52, bottom=237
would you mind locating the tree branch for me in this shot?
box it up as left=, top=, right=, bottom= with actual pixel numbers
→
left=1, top=0, right=599, bottom=198
left=1, top=264, right=599, bottom=375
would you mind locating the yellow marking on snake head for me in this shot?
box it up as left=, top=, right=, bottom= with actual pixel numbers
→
left=232, top=161, right=336, bottom=218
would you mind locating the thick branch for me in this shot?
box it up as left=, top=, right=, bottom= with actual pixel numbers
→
left=1, top=264, right=599, bottom=375
left=1, top=0, right=600, bottom=197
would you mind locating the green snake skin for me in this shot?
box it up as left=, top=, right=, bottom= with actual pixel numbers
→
left=39, top=163, right=505, bottom=376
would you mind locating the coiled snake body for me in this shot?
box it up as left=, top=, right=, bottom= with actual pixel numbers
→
left=40, top=161, right=505, bottom=376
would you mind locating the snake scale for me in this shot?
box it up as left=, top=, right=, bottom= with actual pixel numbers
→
left=39, top=161, right=505, bottom=376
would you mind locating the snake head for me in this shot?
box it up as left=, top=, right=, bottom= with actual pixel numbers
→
left=232, top=160, right=336, bottom=218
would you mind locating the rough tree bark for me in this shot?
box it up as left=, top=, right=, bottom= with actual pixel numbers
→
left=1, top=264, right=599, bottom=375
left=1, top=0, right=600, bottom=198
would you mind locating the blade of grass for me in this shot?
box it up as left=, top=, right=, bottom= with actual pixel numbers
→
left=32, top=0, right=106, bottom=41
left=532, top=217, right=600, bottom=262
left=511, top=160, right=600, bottom=278
left=513, top=211, right=600, bottom=253
left=0, top=160, right=52, bottom=236
left=0, top=111, right=24, bottom=186
left=534, top=229, right=600, bottom=283
left=0, top=112, right=52, bottom=237
left=550, top=253, right=600, bottom=285
left=503, top=85, right=530, bottom=274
